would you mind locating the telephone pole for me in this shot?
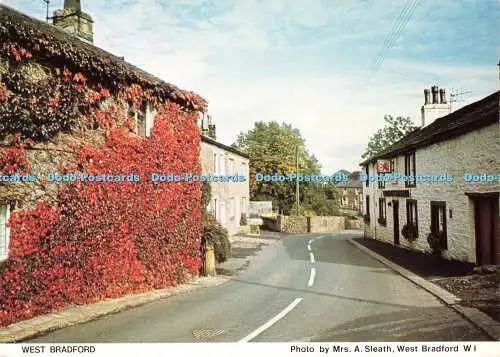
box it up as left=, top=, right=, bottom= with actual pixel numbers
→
left=296, top=145, right=300, bottom=216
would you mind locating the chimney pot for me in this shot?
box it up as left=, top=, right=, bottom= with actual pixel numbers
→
left=424, top=89, right=430, bottom=104
left=431, top=85, right=439, bottom=104
left=439, top=89, right=447, bottom=104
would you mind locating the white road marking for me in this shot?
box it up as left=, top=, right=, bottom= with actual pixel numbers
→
left=307, top=268, right=316, bottom=287
left=238, top=298, right=303, bottom=342
left=307, top=244, right=312, bottom=251
left=309, top=252, right=315, bottom=263
left=308, top=238, right=315, bottom=244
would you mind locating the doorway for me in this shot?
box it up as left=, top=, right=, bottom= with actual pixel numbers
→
left=393, top=200, right=400, bottom=245
left=473, top=195, right=499, bottom=265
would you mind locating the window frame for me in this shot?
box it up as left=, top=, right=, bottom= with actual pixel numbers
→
left=430, top=201, right=447, bottom=248
left=365, top=194, right=370, bottom=220
left=134, top=100, right=154, bottom=138
left=213, top=153, right=218, bottom=174
left=404, top=152, right=416, bottom=188
left=406, top=199, right=419, bottom=235
left=378, top=197, right=386, bottom=225
left=0, top=204, right=11, bottom=261
left=378, top=174, right=386, bottom=189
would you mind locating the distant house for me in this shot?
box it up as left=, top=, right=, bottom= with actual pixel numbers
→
left=336, top=170, right=362, bottom=216
left=360, top=87, right=499, bottom=265
left=199, top=115, right=250, bottom=235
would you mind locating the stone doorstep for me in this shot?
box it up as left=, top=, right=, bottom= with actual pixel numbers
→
left=0, top=276, right=228, bottom=343
left=347, top=238, right=500, bottom=341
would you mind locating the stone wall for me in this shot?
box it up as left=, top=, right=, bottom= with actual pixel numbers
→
left=280, top=215, right=308, bottom=233
left=309, top=216, right=345, bottom=233
left=248, top=201, right=273, bottom=217
left=261, top=216, right=280, bottom=232
left=346, top=217, right=362, bottom=229
left=262, top=215, right=353, bottom=233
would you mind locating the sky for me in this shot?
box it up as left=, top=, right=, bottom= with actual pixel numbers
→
left=3, top=0, right=499, bottom=173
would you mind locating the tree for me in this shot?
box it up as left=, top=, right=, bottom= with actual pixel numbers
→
left=233, top=121, right=338, bottom=215
left=361, top=115, right=418, bottom=159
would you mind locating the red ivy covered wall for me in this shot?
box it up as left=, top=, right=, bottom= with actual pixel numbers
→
left=0, top=43, right=204, bottom=326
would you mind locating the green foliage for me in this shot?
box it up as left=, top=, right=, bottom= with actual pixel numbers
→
left=402, top=223, right=418, bottom=241
left=233, top=121, right=322, bottom=214
left=361, top=115, right=418, bottom=159
left=427, top=231, right=447, bottom=256
left=202, top=213, right=231, bottom=263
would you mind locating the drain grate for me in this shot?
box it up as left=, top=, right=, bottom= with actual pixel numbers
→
left=192, top=328, right=226, bottom=341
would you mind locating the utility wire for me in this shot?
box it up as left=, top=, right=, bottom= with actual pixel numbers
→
left=368, top=0, right=420, bottom=74
left=369, top=0, right=415, bottom=72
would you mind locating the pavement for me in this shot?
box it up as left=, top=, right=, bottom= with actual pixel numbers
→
left=348, top=237, right=500, bottom=341
left=3, top=229, right=493, bottom=343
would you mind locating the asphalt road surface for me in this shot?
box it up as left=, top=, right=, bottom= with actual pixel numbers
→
left=30, top=231, right=490, bottom=342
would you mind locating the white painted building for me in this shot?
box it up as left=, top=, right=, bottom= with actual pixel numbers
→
left=360, top=89, right=499, bottom=265
left=199, top=116, right=250, bottom=235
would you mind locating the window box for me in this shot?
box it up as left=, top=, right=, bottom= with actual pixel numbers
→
left=377, top=217, right=387, bottom=226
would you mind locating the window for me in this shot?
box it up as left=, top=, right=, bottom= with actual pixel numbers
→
left=378, top=198, right=386, bottom=225
left=406, top=199, right=418, bottom=232
left=213, top=153, right=218, bottom=174
left=0, top=204, right=10, bottom=261
left=365, top=165, right=369, bottom=187
left=390, top=158, right=397, bottom=172
left=404, top=152, right=416, bottom=187
left=228, top=158, right=235, bottom=175
left=378, top=174, right=386, bottom=189
left=213, top=199, right=218, bottom=218
left=365, top=195, right=370, bottom=220
left=134, top=101, right=154, bottom=137
left=219, top=154, right=226, bottom=175
left=430, top=201, right=447, bottom=248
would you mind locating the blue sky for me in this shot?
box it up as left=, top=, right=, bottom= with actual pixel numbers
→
left=3, top=0, right=499, bottom=173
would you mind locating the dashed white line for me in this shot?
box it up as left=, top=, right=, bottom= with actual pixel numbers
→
left=309, top=252, right=315, bottom=263
left=307, top=268, right=316, bottom=287
left=238, top=298, right=303, bottom=342
left=307, top=244, right=312, bottom=251
left=308, top=238, right=315, bottom=244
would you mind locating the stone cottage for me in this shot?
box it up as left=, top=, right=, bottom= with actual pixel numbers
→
left=360, top=87, right=499, bottom=265
left=336, top=170, right=362, bottom=216
left=0, top=3, right=206, bottom=326
left=199, top=114, right=250, bottom=235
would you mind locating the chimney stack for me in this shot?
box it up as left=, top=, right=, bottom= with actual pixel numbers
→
left=207, top=115, right=216, bottom=140
left=431, top=85, right=439, bottom=104
left=53, top=0, right=94, bottom=44
left=421, top=85, right=451, bottom=127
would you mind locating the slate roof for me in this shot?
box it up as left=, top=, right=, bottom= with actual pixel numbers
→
left=201, top=135, right=249, bottom=159
left=0, top=4, right=206, bottom=111
left=360, top=91, right=499, bottom=165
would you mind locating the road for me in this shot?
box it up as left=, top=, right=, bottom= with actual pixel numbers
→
left=30, top=231, right=490, bottom=342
